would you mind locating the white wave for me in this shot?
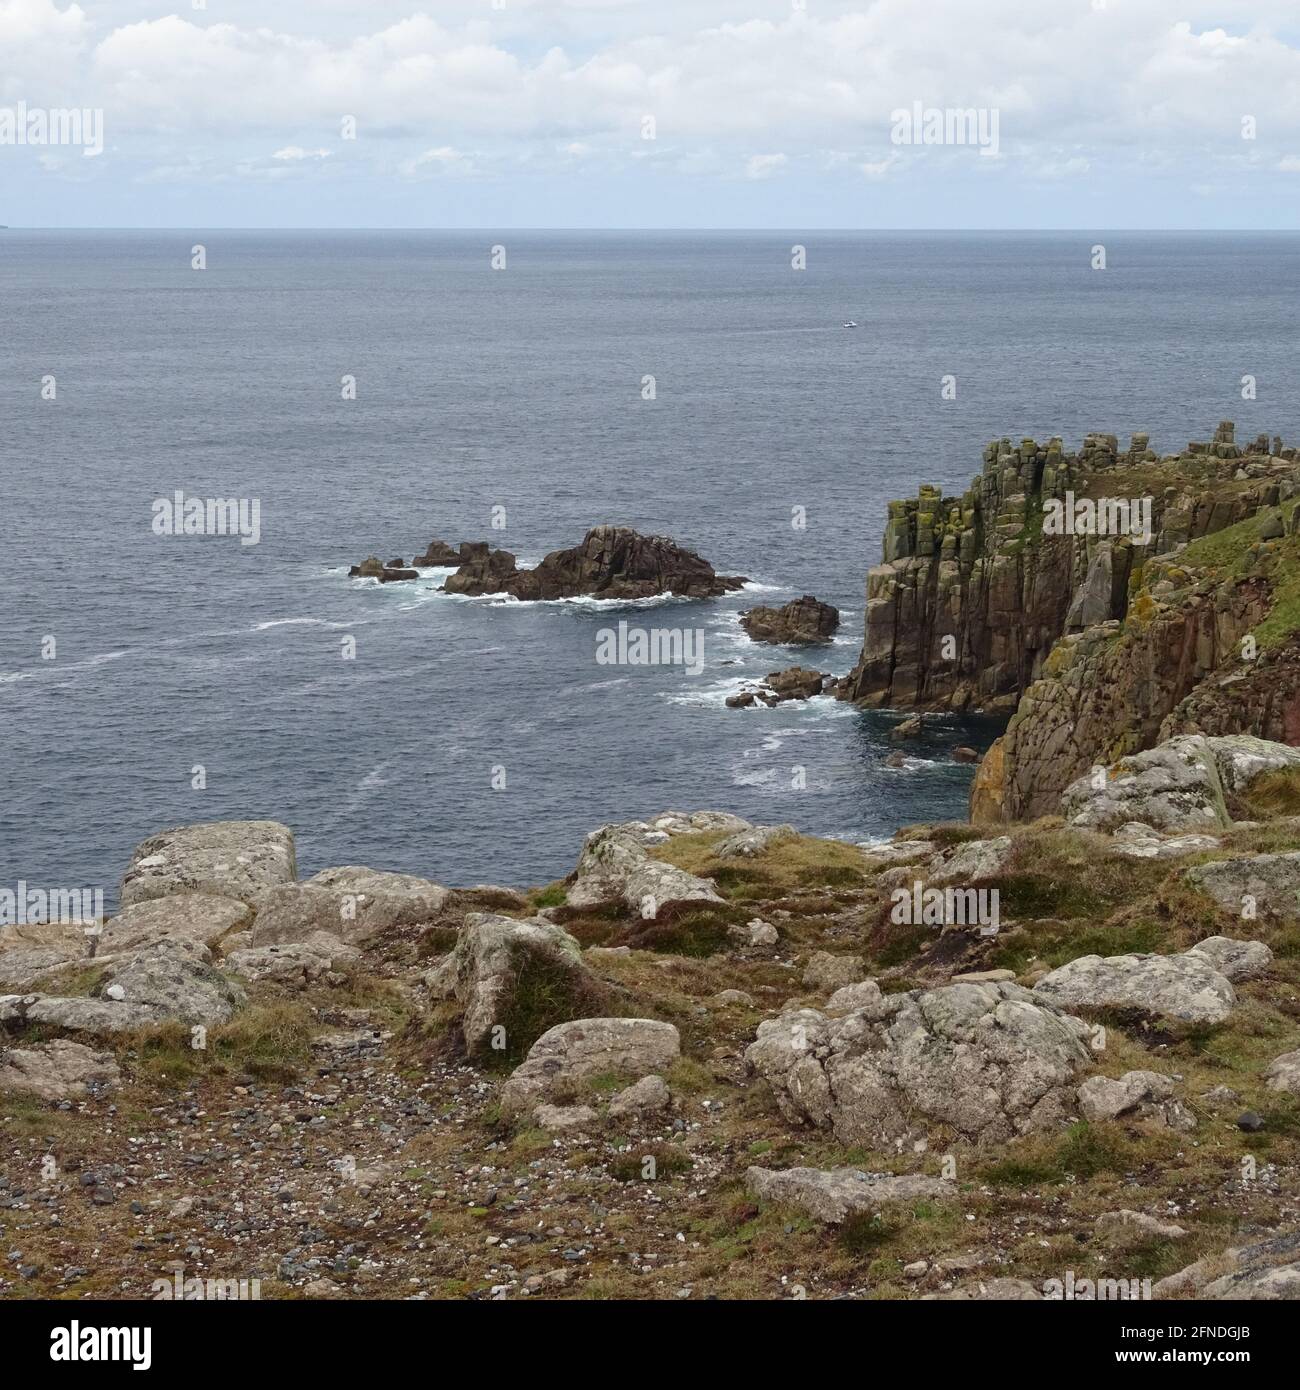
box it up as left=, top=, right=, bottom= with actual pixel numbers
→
left=252, top=617, right=355, bottom=632
left=0, top=650, right=128, bottom=685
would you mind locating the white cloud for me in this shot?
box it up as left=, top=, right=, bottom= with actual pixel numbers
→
left=744, top=152, right=786, bottom=180
left=400, top=144, right=475, bottom=177
left=7, top=0, right=1300, bottom=215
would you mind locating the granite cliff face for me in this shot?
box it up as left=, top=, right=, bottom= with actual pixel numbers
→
left=837, top=422, right=1300, bottom=823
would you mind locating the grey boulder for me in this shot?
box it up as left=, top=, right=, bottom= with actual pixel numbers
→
left=120, top=820, right=296, bottom=906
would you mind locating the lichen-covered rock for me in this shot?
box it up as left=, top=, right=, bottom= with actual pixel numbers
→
left=1096, top=1210, right=1188, bottom=1247
left=802, top=951, right=865, bottom=992
left=744, top=981, right=1093, bottom=1147
left=1078, top=1070, right=1195, bottom=1130
left=1060, top=736, right=1230, bottom=832
left=1266, top=1050, right=1300, bottom=1096
left=100, top=893, right=252, bottom=956
left=1155, top=1231, right=1300, bottom=1300
left=567, top=818, right=725, bottom=918
left=0, top=1039, right=121, bottom=1100
left=745, top=1166, right=950, bottom=1223
left=714, top=824, right=797, bottom=859
left=248, top=883, right=345, bottom=946
left=607, top=1073, right=671, bottom=1119
left=498, top=1017, right=680, bottom=1119
left=1033, top=946, right=1236, bottom=1024
left=100, top=938, right=246, bottom=1027
left=451, top=913, right=603, bottom=1059
left=120, top=820, right=296, bottom=907
left=302, top=867, right=450, bottom=942
left=0, top=946, right=86, bottom=990
left=1185, top=853, right=1300, bottom=922
left=226, top=934, right=360, bottom=984
left=1185, top=935, right=1273, bottom=981
left=926, top=836, right=1014, bottom=885
left=1111, top=822, right=1222, bottom=859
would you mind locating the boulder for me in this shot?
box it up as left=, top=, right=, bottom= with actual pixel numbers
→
left=0, top=1039, right=121, bottom=1100
left=0, top=947, right=86, bottom=990
left=860, top=840, right=933, bottom=869
left=802, top=952, right=865, bottom=992
left=1060, top=736, right=1230, bottom=832
left=498, top=1017, right=680, bottom=1119
left=727, top=918, right=779, bottom=948
left=745, top=1166, right=950, bottom=1223
left=1077, top=1070, right=1196, bottom=1130
left=714, top=824, right=797, bottom=859
left=99, top=939, right=246, bottom=1028
left=1096, top=1210, right=1188, bottom=1247
left=450, top=913, right=604, bottom=1059
left=1185, top=853, right=1300, bottom=921
left=120, top=820, right=296, bottom=907
left=99, top=893, right=252, bottom=956
left=533, top=1103, right=598, bottom=1132
left=1154, top=1231, right=1300, bottom=1300
left=250, top=868, right=449, bottom=947
left=1208, top=734, right=1300, bottom=794
left=607, top=1073, right=671, bottom=1119
left=226, top=934, right=360, bottom=984
left=1185, top=935, right=1273, bottom=981
left=248, top=884, right=345, bottom=946
left=926, top=836, right=1014, bottom=885
left=1111, top=822, right=1222, bottom=860
left=567, top=820, right=724, bottom=919
left=745, top=981, right=1093, bottom=1147
left=1033, top=946, right=1236, bottom=1024
left=1266, top=1049, right=1300, bottom=1096
left=739, top=596, right=839, bottom=645
left=302, top=867, right=450, bottom=942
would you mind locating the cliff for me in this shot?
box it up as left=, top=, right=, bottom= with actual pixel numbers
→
left=836, top=422, right=1300, bottom=821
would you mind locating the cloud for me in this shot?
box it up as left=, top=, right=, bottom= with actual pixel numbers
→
left=9, top=0, right=1300, bottom=219
left=400, top=144, right=476, bottom=177
left=744, top=152, right=786, bottom=180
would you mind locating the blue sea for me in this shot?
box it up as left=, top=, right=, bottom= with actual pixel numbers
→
left=4, top=230, right=1300, bottom=909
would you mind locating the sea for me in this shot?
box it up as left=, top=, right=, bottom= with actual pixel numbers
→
left=4, top=230, right=1300, bottom=910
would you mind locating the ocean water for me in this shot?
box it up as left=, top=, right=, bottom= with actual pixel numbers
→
left=4, top=229, right=1300, bottom=909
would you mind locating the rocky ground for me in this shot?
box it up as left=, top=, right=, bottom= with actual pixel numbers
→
left=4, top=734, right=1300, bottom=1301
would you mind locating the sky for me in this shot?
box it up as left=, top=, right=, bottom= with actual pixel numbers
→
left=2, top=0, right=1300, bottom=228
